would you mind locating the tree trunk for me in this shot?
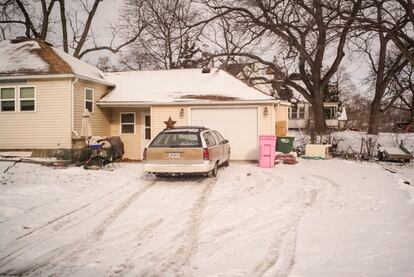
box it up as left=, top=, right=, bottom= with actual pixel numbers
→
left=368, top=96, right=382, bottom=135
left=310, top=98, right=326, bottom=135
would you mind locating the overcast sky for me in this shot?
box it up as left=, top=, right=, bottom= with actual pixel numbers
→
left=87, top=0, right=371, bottom=95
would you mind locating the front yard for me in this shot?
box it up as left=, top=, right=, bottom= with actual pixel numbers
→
left=0, top=160, right=413, bottom=276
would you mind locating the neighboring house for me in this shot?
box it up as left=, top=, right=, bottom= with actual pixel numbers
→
left=287, top=85, right=346, bottom=130
left=0, top=38, right=290, bottom=161
left=221, top=63, right=347, bottom=130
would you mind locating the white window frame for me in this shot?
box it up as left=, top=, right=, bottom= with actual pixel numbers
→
left=18, top=85, right=36, bottom=112
left=298, top=106, right=305, bottom=119
left=120, top=112, right=136, bottom=134
left=84, top=87, right=94, bottom=113
left=0, top=86, right=17, bottom=113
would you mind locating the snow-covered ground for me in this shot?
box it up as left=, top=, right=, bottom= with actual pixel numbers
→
left=291, top=131, right=414, bottom=154
left=0, top=160, right=413, bottom=277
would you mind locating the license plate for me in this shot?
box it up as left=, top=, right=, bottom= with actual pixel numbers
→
left=168, top=152, right=181, bottom=158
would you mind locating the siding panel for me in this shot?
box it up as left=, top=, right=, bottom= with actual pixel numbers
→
left=110, top=108, right=149, bottom=160
left=0, top=79, right=72, bottom=149
left=74, top=80, right=111, bottom=137
left=151, top=106, right=189, bottom=138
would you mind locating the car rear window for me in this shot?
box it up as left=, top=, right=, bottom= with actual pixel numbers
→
left=149, top=132, right=201, bottom=148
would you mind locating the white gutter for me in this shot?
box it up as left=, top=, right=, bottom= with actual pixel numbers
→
left=0, top=74, right=115, bottom=87
left=96, top=99, right=283, bottom=107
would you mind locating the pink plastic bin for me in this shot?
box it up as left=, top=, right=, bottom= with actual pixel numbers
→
left=259, top=135, right=277, bottom=168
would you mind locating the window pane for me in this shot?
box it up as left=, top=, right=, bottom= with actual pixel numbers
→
left=121, top=113, right=135, bottom=123
left=299, top=107, right=305, bottom=119
left=145, top=115, right=150, bottom=127
left=1, top=88, right=15, bottom=99
left=121, top=124, right=134, bottom=133
left=291, top=106, right=298, bottom=119
left=1, top=101, right=15, bottom=111
left=203, top=132, right=217, bottom=147
left=85, top=89, right=93, bottom=100
left=145, top=128, right=151, bottom=140
left=20, top=87, right=34, bottom=99
left=21, top=100, right=35, bottom=111
left=150, top=132, right=201, bottom=148
left=85, top=101, right=93, bottom=112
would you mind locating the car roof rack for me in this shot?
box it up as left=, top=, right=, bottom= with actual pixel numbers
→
left=172, top=126, right=208, bottom=130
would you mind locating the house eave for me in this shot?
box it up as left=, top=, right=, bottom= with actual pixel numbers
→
left=97, top=99, right=283, bottom=107
left=0, top=73, right=115, bottom=86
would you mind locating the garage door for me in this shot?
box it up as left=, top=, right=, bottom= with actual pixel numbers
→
left=191, top=107, right=258, bottom=160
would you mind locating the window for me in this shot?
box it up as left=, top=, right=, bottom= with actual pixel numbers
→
left=19, top=87, right=35, bottom=111
left=144, top=114, right=151, bottom=140
left=324, top=106, right=337, bottom=119
left=212, top=131, right=224, bottom=144
left=289, top=106, right=298, bottom=119
left=0, top=87, right=16, bottom=112
left=203, top=132, right=217, bottom=147
left=120, top=113, right=135, bottom=134
left=85, top=88, right=94, bottom=112
left=298, top=107, right=305, bottom=119
left=150, top=132, right=201, bottom=148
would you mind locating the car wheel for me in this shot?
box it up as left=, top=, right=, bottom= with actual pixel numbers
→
left=223, top=155, right=230, bottom=167
left=209, top=162, right=218, bottom=178
left=154, top=173, right=165, bottom=178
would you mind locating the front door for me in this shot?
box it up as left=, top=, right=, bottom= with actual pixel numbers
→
left=141, top=112, right=151, bottom=157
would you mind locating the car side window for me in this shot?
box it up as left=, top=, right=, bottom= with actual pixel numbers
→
left=211, top=131, right=222, bottom=144
left=213, top=131, right=225, bottom=144
left=203, top=132, right=217, bottom=147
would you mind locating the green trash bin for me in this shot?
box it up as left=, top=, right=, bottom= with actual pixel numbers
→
left=276, top=136, right=295, bottom=154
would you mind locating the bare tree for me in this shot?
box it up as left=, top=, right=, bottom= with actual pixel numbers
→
left=120, top=0, right=205, bottom=70
left=382, top=64, right=414, bottom=125
left=0, top=0, right=145, bottom=59
left=200, top=0, right=363, bottom=135
left=352, top=0, right=409, bottom=134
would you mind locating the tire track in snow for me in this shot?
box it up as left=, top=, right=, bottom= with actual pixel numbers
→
left=157, top=177, right=217, bottom=276
left=252, top=174, right=338, bottom=277
left=0, top=178, right=146, bottom=269
left=104, top=218, right=164, bottom=277
left=0, top=179, right=157, bottom=277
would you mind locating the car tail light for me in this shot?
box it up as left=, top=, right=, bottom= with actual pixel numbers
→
left=143, top=148, right=147, bottom=160
left=203, top=148, right=210, bottom=160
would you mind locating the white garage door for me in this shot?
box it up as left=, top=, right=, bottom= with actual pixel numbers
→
left=191, top=107, right=258, bottom=160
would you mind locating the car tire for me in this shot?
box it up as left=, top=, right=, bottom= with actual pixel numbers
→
left=154, top=173, right=165, bottom=178
left=209, top=162, right=218, bottom=178
left=223, top=155, right=230, bottom=167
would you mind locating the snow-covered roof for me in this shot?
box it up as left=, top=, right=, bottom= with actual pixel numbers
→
left=52, top=47, right=109, bottom=84
left=100, top=69, right=276, bottom=105
left=0, top=40, right=49, bottom=74
left=0, top=39, right=112, bottom=85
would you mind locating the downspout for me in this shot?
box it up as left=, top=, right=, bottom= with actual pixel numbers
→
left=71, top=77, right=79, bottom=135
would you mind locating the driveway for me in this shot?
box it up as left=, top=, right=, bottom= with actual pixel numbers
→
left=0, top=160, right=413, bottom=276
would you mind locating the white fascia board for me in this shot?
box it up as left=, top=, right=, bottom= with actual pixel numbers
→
left=97, top=99, right=279, bottom=107
left=277, top=100, right=291, bottom=106
left=0, top=74, right=115, bottom=86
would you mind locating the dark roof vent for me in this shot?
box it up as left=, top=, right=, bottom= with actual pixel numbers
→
left=202, top=67, right=211, bottom=74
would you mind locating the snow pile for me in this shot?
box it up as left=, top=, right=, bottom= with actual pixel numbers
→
left=0, top=160, right=413, bottom=276
left=290, top=130, right=414, bottom=153
left=332, top=131, right=414, bottom=153
left=0, top=40, right=49, bottom=74
left=102, top=69, right=275, bottom=103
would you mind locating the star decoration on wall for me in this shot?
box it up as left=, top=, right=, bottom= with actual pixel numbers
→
left=164, top=117, right=177, bottom=129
